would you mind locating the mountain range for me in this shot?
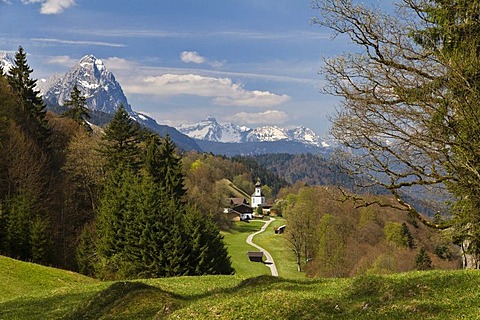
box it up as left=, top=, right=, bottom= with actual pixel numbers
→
left=1, top=52, right=332, bottom=155
left=177, top=115, right=329, bottom=147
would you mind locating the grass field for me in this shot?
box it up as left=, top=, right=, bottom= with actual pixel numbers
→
left=222, top=218, right=272, bottom=277
left=2, top=218, right=480, bottom=319
left=2, top=255, right=480, bottom=319
left=253, top=217, right=305, bottom=279
left=222, top=216, right=304, bottom=278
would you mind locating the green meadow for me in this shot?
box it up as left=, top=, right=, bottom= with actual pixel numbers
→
left=2, top=219, right=480, bottom=319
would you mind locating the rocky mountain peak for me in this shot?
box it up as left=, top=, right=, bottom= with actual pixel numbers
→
left=0, top=52, right=15, bottom=72
left=40, top=54, right=133, bottom=114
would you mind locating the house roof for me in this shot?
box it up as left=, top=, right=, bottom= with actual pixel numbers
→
left=231, top=203, right=253, bottom=214
left=229, top=197, right=247, bottom=206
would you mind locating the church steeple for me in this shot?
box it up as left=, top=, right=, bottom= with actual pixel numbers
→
left=251, top=178, right=265, bottom=208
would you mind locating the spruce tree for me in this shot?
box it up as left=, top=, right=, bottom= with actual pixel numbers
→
left=6, top=193, right=32, bottom=260
left=185, top=206, right=234, bottom=275
left=6, top=46, right=49, bottom=145
left=158, top=134, right=185, bottom=200
left=144, top=134, right=163, bottom=184
left=94, top=164, right=140, bottom=278
left=63, top=85, right=91, bottom=131
left=30, top=215, right=51, bottom=264
left=99, top=105, right=141, bottom=171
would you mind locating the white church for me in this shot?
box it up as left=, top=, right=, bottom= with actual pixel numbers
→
left=251, top=179, right=266, bottom=208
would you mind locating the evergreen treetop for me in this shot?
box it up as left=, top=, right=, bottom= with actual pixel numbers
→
left=99, top=105, right=141, bottom=171
left=6, top=46, right=50, bottom=145
left=63, top=85, right=91, bottom=131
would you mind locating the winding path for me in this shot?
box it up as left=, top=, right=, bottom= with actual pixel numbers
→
left=246, top=217, right=278, bottom=277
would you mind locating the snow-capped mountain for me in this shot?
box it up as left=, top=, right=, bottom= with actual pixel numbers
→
left=177, top=115, right=248, bottom=143
left=29, top=54, right=200, bottom=151
left=0, top=52, right=14, bottom=72
left=246, top=126, right=290, bottom=143
left=178, top=116, right=325, bottom=147
left=38, top=55, right=133, bottom=114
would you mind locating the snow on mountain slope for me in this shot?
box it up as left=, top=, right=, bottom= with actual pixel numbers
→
left=178, top=116, right=248, bottom=143
left=0, top=53, right=14, bottom=72
left=178, top=116, right=324, bottom=147
left=39, top=55, right=133, bottom=114
left=246, top=126, right=290, bottom=142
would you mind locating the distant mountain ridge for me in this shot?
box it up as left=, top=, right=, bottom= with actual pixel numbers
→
left=177, top=116, right=328, bottom=147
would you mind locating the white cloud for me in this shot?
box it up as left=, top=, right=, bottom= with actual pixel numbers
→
left=45, top=55, right=77, bottom=67
left=231, top=110, right=289, bottom=125
left=180, top=51, right=206, bottom=64
left=180, top=51, right=225, bottom=68
left=104, top=57, right=140, bottom=70
left=123, top=73, right=290, bottom=108
left=22, top=0, right=75, bottom=14
left=214, top=90, right=290, bottom=107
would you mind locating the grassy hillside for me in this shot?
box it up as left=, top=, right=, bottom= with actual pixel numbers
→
left=1, top=218, right=477, bottom=319
left=218, top=178, right=251, bottom=201
left=2, top=255, right=480, bottom=319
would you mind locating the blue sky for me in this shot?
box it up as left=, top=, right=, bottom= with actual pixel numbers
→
left=0, top=0, right=361, bottom=135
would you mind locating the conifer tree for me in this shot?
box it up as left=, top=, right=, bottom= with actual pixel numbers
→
left=76, top=224, right=96, bottom=276
left=158, top=134, right=185, bottom=200
left=99, top=105, right=141, bottom=171
left=6, top=46, right=49, bottom=145
left=30, top=215, right=51, bottom=264
left=94, top=164, right=140, bottom=278
left=63, top=85, right=91, bottom=131
left=6, top=193, right=32, bottom=260
left=185, top=206, right=234, bottom=275
left=144, top=134, right=163, bottom=184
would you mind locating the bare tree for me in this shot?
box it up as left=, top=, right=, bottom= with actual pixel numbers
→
left=312, top=0, right=480, bottom=268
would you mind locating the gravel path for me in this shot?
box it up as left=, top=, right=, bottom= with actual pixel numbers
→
left=246, top=217, right=278, bottom=277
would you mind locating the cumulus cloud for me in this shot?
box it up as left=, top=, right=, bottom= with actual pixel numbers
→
left=231, top=110, right=289, bottom=125
left=22, top=0, right=75, bottom=14
left=180, top=51, right=206, bottom=64
left=123, top=73, right=290, bottom=108
left=180, top=51, right=224, bottom=68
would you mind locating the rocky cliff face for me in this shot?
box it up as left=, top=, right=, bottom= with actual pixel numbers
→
left=38, top=55, right=133, bottom=114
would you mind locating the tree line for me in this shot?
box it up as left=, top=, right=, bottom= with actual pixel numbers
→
left=0, top=47, right=233, bottom=279
left=280, top=185, right=457, bottom=277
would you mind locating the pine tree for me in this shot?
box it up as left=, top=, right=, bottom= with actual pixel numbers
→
left=99, top=105, right=141, bottom=171
left=6, top=46, right=49, bottom=145
left=94, top=164, right=140, bottom=278
left=144, top=134, right=163, bottom=184
left=185, top=206, right=234, bottom=275
left=415, top=247, right=433, bottom=270
left=158, top=134, right=185, bottom=200
left=6, top=193, right=32, bottom=260
left=63, top=85, right=91, bottom=131
left=30, top=215, right=51, bottom=264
